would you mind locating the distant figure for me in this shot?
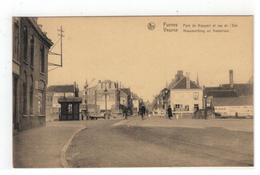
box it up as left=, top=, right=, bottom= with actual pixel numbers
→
left=123, top=106, right=128, bottom=120
left=81, top=112, right=84, bottom=120
left=140, top=104, right=146, bottom=120
left=167, top=105, right=173, bottom=119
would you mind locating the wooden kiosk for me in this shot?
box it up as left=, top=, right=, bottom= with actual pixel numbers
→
left=58, top=96, right=82, bottom=121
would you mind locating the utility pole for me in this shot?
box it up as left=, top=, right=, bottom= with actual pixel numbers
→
left=48, top=25, right=64, bottom=71
left=58, top=26, right=64, bottom=67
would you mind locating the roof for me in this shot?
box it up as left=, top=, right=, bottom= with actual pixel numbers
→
left=170, top=77, right=201, bottom=89
left=213, top=96, right=253, bottom=106
left=220, top=83, right=253, bottom=96
left=120, top=88, right=131, bottom=95
left=101, top=80, right=116, bottom=84
left=132, top=93, right=140, bottom=100
left=58, top=96, right=82, bottom=103
left=47, top=85, right=75, bottom=93
left=205, top=88, right=238, bottom=97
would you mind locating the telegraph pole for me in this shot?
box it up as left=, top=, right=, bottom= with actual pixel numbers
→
left=48, top=25, right=64, bottom=71
left=58, top=26, right=64, bottom=67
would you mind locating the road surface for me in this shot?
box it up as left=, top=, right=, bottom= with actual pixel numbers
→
left=66, top=119, right=253, bottom=167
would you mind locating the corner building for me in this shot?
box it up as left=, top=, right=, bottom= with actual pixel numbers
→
left=12, top=17, right=53, bottom=131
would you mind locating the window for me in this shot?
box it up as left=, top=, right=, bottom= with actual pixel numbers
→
left=175, top=104, right=183, bottom=111
left=40, top=46, right=45, bottom=73
left=194, top=104, right=199, bottom=111
left=193, top=92, right=199, bottom=100
left=13, top=22, right=19, bottom=61
left=29, top=76, right=34, bottom=114
left=68, top=104, right=73, bottom=114
left=38, top=92, right=43, bottom=114
left=185, top=105, right=189, bottom=111
left=30, top=36, right=34, bottom=67
left=23, top=72, right=27, bottom=114
left=23, top=26, right=28, bottom=60
left=38, top=81, right=45, bottom=115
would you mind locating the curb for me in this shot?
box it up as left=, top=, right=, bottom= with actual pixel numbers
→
left=60, top=126, right=86, bottom=168
left=112, top=119, right=130, bottom=127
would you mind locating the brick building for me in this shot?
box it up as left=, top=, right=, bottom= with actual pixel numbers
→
left=12, top=17, right=53, bottom=131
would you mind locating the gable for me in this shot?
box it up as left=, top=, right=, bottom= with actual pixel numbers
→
left=172, top=77, right=200, bottom=89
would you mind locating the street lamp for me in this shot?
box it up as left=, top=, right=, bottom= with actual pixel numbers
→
left=104, top=87, right=108, bottom=119
left=204, top=95, right=207, bottom=119
left=84, top=80, right=88, bottom=119
left=84, top=79, right=96, bottom=120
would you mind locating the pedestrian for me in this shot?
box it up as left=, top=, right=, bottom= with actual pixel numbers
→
left=123, top=106, right=128, bottom=120
left=81, top=112, right=84, bottom=120
left=167, top=105, right=173, bottom=119
left=140, top=104, right=146, bottom=120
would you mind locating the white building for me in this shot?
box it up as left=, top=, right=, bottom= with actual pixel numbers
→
left=169, top=72, right=203, bottom=114
left=213, top=96, right=253, bottom=118
left=95, top=80, right=120, bottom=113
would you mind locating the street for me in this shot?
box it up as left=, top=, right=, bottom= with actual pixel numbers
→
left=66, top=117, right=253, bottom=167
left=13, top=117, right=253, bottom=168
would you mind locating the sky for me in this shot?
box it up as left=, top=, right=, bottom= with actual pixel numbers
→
left=38, top=16, right=253, bottom=101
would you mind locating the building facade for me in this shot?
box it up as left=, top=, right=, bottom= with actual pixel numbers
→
left=12, top=17, right=53, bottom=131
left=152, top=88, right=170, bottom=115
left=95, top=80, right=120, bottom=114
left=83, top=80, right=138, bottom=115
left=131, top=93, right=141, bottom=114
left=169, top=71, right=203, bottom=114
left=213, top=96, right=253, bottom=117
left=204, top=70, right=253, bottom=118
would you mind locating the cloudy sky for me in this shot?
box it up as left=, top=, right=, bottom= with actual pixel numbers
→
left=38, top=16, right=253, bottom=101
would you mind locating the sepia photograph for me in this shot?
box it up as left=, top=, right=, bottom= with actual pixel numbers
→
left=12, top=16, right=253, bottom=168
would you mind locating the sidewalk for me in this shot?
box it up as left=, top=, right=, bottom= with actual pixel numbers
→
left=114, top=116, right=253, bottom=132
left=13, top=121, right=86, bottom=168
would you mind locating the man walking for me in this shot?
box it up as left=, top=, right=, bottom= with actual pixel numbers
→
left=123, top=106, right=128, bottom=120
left=167, top=105, right=173, bottom=120
left=140, top=104, right=146, bottom=120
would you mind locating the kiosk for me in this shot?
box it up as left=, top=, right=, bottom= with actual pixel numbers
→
left=58, top=96, right=82, bottom=120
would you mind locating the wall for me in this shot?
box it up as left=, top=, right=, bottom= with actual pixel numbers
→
left=170, top=89, right=203, bottom=113
left=215, top=105, right=253, bottom=117
left=96, top=91, right=117, bottom=111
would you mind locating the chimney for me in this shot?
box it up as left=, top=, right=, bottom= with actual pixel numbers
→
left=175, top=70, right=184, bottom=81
left=229, top=70, right=234, bottom=88
left=73, top=81, right=76, bottom=92
left=186, top=72, right=190, bottom=89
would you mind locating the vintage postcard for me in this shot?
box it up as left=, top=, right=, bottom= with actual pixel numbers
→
left=12, top=16, right=253, bottom=168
